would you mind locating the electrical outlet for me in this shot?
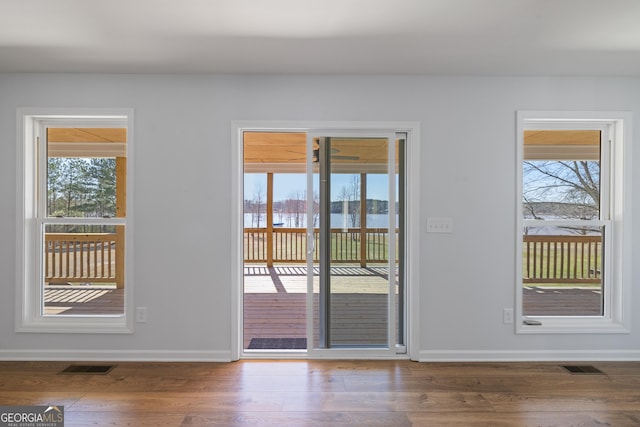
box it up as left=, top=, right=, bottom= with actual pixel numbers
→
left=136, top=307, right=147, bottom=323
left=503, top=308, right=514, bottom=324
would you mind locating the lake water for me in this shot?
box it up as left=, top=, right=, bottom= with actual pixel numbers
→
left=244, top=213, right=397, bottom=228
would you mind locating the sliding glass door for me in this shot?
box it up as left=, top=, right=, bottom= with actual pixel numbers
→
left=241, top=127, right=405, bottom=357
left=307, top=132, right=401, bottom=356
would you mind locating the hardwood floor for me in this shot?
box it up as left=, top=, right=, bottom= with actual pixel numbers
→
left=1, top=360, right=639, bottom=426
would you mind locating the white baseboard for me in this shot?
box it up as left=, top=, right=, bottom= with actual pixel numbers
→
left=3, top=349, right=639, bottom=362
left=419, top=349, right=640, bottom=362
left=0, top=349, right=233, bottom=362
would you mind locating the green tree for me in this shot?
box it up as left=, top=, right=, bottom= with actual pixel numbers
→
left=87, top=158, right=117, bottom=217
left=47, top=157, right=117, bottom=219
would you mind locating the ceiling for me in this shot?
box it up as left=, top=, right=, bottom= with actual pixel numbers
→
left=2, top=0, right=640, bottom=76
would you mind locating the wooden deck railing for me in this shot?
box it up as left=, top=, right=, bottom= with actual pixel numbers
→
left=523, top=234, right=602, bottom=284
left=45, top=231, right=599, bottom=286
left=45, top=233, right=124, bottom=287
left=245, top=227, right=396, bottom=264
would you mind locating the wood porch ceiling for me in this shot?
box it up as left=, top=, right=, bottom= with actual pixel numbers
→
left=243, top=131, right=395, bottom=174
left=47, top=127, right=127, bottom=158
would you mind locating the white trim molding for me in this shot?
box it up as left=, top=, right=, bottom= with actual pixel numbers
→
left=0, top=349, right=233, bottom=362
left=515, top=110, right=632, bottom=335
left=15, top=108, right=135, bottom=334
left=419, top=349, right=640, bottom=362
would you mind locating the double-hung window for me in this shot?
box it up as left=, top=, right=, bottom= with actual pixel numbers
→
left=17, top=109, right=133, bottom=333
left=516, top=111, right=631, bottom=333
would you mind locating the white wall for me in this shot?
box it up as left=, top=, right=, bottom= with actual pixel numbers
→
left=0, top=74, right=638, bottom=361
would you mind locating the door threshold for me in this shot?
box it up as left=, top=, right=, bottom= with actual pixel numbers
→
left=241, top=350, right=309, bottom=360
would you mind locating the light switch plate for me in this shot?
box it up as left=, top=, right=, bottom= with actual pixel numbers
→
left=426, top=217, right=453, bottom=233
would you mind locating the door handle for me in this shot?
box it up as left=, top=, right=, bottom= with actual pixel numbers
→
left=306, top=232, right=315, bottom=256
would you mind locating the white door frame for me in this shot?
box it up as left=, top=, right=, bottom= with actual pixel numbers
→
left=230, top=121, right=421, bottom=360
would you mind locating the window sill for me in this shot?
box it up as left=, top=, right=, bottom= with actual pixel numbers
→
left=516, top=317, right=630, bottom=334
left=16, top=316, right=133, bottom=334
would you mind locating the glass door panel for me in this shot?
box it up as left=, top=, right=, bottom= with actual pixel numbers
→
left=242, top=131, right=309, bottom=352
left=308, top=133, right=397, bottom=352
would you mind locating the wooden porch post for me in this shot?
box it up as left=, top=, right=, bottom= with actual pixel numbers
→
left=266, top=172, right=274, bottom=267
left=115, top=156, right=126, bottom=289
left=360, top=173, right=367, bottom=268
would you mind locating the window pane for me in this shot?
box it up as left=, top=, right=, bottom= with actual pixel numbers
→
left=522, top=225, right=603, bottom=316
left=523, top=160, right=600, bottom=220
left=523, top=129, right=601, bottom=221
left=522, top=129, right=604, bottom=318
left=274, top=173, right=308, bottom=228
left=47, top=158, right=117, bottom=218
left=46, top=127, right=126, bottom=219
left=243, top=173, right=267, bottom=227
left=332, top=173, right=361, bottom=231
left=43, top=224, right=124, bottom=316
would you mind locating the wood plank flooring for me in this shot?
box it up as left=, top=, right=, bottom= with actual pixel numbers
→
left=523, top=286, right=602, bottom=316
left=243, top=293, right=390, bottom=348
left=44, top=285, right=124, bottom=315
left=243, top=266, right=605, bottom=349
left=243, top=265, right=391, bottom=349
left=40, top=269, right=609, bottom=355
left=41, top=266, right=603, bottom=320
left=0, top=360, right=639, bottom=426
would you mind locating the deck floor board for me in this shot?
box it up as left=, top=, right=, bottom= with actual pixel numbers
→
left=42, top=266, right=603, bottom=347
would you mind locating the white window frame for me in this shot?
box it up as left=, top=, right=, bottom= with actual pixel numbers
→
left=16, top=108, right=134, bottom=333
left=516, top=111, right=632, bottom=334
